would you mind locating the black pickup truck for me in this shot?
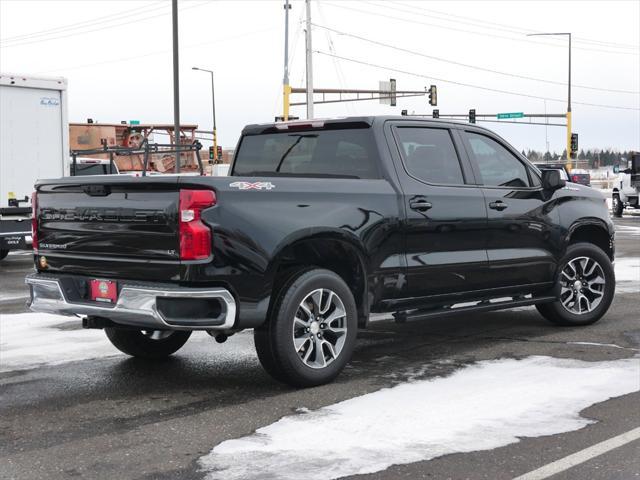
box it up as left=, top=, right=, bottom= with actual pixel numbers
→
left=27, top=116, right=615, bottom=387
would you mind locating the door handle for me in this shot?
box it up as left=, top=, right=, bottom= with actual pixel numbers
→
left=489, top=201, right=508, bottom=211
left=410, top=200, right=433, bottom=212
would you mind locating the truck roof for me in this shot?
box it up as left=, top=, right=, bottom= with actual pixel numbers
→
left=242, top=115, right=490, bottom=135
left=0, top=73, right=67, bottom=90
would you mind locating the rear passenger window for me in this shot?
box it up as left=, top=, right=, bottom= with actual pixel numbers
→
left=395, top=127, right=465, bottom=185
left=465, top=132, right=530, bottom=187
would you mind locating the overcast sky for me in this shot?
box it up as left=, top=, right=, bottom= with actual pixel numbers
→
left=1, top=0, right=638, bottom=153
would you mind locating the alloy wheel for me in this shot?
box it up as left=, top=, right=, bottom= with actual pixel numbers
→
left=292, top=288, right=348, bottom=369
left=141, top=330, right=174, bottom=341
left=560, top=256, right=606, bottom=314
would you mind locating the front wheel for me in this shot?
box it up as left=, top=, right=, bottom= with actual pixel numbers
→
left=254, top=268, right=358, bottom=387
left=105, top=328, right=191, bottom=359
left=536, top=242, right=615, bottom=326
left=612, top=194, right=623, bottom=217
left=0, top=249, right=9, bottom=261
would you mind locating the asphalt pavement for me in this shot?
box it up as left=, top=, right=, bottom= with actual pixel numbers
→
left=1, top=216, right=639, bottom=480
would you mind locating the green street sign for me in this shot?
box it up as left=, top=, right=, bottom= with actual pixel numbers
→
left=497, top=112, right=524, bottom=119
left=129, top=120, right=140, bottom=125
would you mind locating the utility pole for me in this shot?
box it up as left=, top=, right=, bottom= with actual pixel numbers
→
left=305, top=0, right=314, bottom=119
left=172, top=0, right=181, bottom=173
left=527, top=32, right=572, bottom=168
left=282, top=0, right=292, bottom=121
left=544, top=100, right=550, bottom=156
left=192, top=67, right=217, bottom=163
left=568, top=34, right=572, bottom=168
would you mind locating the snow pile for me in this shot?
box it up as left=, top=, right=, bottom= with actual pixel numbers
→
left=616, top=225, right=640, bottom=237
left=616, top=257, right=640, bottom=293
left=0, top=312, right=120, bottom=372
left=200, top=356, right=640, bottom=480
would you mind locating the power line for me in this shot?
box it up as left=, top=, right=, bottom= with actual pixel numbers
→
left=0, top=2, right=167, bottom=44
left=323, top=1, right=640, bottom=57
left=312, top=23, right=639, bottom=95
left=0, top=2, right=209, bottom=49
left=35, top=26, right=280, bottom=74
left=384, top=0, right=640, bottom=51
left=315, top=50, right=640, bottom=111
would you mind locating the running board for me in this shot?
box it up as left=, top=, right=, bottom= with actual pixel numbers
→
left=393, top=295, right=557, bottom=323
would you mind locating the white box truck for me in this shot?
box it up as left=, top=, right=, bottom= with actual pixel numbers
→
left=0, top=73, right=68, bottom=260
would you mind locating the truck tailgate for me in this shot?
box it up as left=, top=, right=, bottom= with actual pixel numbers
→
left=36, top=179, right=181, bottom=281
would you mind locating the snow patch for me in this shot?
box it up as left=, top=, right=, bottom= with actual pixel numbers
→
left=615, top=257, right=640, bottom=293
left=199, top=356, right=640, bottom=480
left=0, top=294, right=29, bottom=302
left=616, top=225, right=640, bottom=237
left=0, top=312, right=121, bottom=372
left=568, top=341, right=639, bottom=351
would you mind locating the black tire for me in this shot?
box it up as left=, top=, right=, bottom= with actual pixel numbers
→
left=536, top=242, right=615, bottom=326
left=612, top=194, right=623, bottom=217
left=104, top=328, right=191, bottom=359
left=0, top=249, right=9, bottom=261
left=254, top=268, right=358, bottom=388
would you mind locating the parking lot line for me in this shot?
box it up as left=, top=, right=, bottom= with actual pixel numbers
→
left=512, top=426, right=640, bottom=480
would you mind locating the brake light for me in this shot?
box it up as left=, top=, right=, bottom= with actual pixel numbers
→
left=179, top=189, right=215, bottom=260
left=572, top=175, right=579, bottom=182
left=31, top=191, right=38, bottom=253
left=275, top=120, right=325, bottom=130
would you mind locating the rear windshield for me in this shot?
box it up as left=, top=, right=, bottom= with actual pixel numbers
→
left=71, top=163, right=117, bottom=176
left=232, top=129, right=380, bottom=178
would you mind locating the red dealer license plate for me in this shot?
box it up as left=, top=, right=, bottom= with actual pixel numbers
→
left=89, top=279, right=118, bottom=303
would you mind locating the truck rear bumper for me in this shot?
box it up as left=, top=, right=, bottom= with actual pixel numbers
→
left=25, top=273, right=237, bottom=331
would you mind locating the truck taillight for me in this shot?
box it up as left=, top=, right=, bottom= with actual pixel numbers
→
left=179, top=189, right=215, bottom=260
left=31, top=191, right=38, bottom=253
left=572, top=175, right=579, bottom=183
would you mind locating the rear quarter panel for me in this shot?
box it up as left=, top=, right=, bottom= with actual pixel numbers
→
left=180, top=176, right=403, bottom=327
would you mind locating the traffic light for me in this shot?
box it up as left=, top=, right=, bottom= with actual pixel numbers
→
left=428, top=85, right=437, bottom=106
left=433, top=109, right=439, bottom=119
left=469, top=109, right=476, bottom=124
left=217, top=145, right=222, bottom=161
left=571, top=133, right=578, bottom=153
left=209, top=146, right=214, bottom=160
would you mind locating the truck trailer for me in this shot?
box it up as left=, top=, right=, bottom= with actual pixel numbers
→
left=0, top=73, right=68, bottom=260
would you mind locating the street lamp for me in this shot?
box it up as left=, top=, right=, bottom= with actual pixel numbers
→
left=192, top=67, right=218, bottom=163
left=527, top=32, right=572, bottom=167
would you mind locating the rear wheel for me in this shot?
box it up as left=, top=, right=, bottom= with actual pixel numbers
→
left=0, top=249, right=8, bottom=261
left=612, top=194, right=623, bottom=217
left=254, top=268, right=357, bottom=387
left=105, top=328, right=191, bottom=359
left=536, top=242, right=615, bottom=326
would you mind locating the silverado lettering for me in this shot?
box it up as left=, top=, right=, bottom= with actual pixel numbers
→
left=40, top=207, right=167, bottom=223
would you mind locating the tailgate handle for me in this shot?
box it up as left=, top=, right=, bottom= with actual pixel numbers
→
left=82, top=185, right=111, bottom=196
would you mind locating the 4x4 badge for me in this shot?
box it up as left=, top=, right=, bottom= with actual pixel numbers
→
left=229, top=181, right=275, bottom=191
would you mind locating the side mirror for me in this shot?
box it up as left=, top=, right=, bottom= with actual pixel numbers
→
left=613, top=165, right=619, bottom=174
left=542, top=169, right=566, bottom=191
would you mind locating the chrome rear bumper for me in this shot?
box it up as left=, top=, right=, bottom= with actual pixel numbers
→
left=25, top=274, right=236, bottom=331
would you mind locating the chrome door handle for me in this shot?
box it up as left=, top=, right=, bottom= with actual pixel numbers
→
left=410, top=200, right=433, bottom=212
left=489, top=201, right=508, bottom=211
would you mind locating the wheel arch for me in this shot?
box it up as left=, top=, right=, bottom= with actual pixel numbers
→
left=566, top=220, right=614, bottom=260
left=267, top=230, right=370, bottom=327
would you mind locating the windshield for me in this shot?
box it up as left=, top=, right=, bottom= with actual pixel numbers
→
left=232, top=128, right=380, bottom=179
left=71, top=163, right=117, bottom=176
